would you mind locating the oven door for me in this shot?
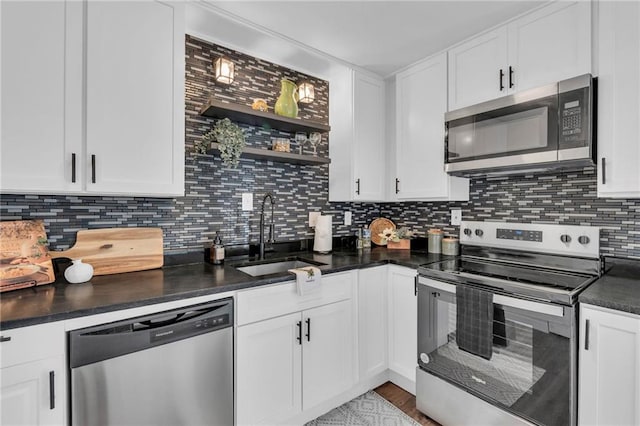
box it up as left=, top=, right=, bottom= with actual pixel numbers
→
left=417, top=276, right=577, bottom=426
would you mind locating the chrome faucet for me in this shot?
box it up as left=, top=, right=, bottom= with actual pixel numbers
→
left=259, top=192, right=276, bottom=259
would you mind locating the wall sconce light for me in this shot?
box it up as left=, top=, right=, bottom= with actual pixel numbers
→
left=298, top=81, right=315, bottom=104
left=214, top=57, right=235, bottom=84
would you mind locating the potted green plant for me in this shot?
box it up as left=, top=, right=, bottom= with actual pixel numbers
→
left=194, top=118, right=246, bottom=168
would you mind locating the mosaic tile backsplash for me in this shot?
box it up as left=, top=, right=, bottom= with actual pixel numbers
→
left=1, top=36, right=639, bottom=259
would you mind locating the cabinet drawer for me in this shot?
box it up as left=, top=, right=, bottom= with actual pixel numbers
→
left=237, top=271, right=355, bottom=325
left=0, top=322, right=65, bottom=368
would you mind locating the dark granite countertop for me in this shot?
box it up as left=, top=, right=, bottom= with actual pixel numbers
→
left=0, top=248, right=446, bottom=330
left=579, top=257, right=640, bottom=315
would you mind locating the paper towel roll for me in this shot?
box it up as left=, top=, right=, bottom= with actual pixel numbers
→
left=314, top=215, right=332, bottom=253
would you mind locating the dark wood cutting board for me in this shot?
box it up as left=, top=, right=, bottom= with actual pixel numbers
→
left=50, top=228, right=163, bottom=276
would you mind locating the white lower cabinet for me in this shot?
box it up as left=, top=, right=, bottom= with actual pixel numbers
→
left=387, top=265, right=418, bottom=393
left=0, top=322, right=66, bottom=426
left=579, top=304, right=640, bottom=425
left=358, top=266, right=388, bottom=380
left=236, top=272, right=357, bottom=425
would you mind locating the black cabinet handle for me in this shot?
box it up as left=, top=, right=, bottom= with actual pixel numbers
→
left=395, top=178, right=400, bottom=194
left=305, top=318, right=311, bottom=342
left=601, top=158, right=606, bottom=185
left=499, top=69, right=505, bottom=91
left=355, top=179, right=360, bottom=195
left=0, top=336, right=11, bottom=342
left=91, top=155, right=96, bottom=183
left=584, top=319, right=590, bottom=351
left=49, top=371, right=55, bottom=410
left=414, top=275, right=418, bottom=296
left=509, top=66, right=514, bottom=88
left=71, top=153, right=76, bottom=183
left=296, top=321, right=302, bottom=345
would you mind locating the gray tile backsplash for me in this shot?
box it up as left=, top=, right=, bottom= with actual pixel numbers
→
left=1, top=36, right=639, bottom=259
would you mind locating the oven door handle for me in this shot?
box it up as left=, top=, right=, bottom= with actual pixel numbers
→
left=419, top=276, right=565, bottom=318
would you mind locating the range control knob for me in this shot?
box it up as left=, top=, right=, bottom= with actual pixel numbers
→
left=578, top=235, right=591, bottom=245
left=475, top=229, right=484, bottom=237
left=560, top=234, right=572, bottom=244
left=463, top=228, right=472, bottom=236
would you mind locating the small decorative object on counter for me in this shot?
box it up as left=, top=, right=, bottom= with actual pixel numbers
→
left=442, top=237, right=460, bottom=256
left=274, top=78, right=299, bottom=118
left=272, top=138, right=290, bottom=152
left=64, top=259, right=94, bottom=284
left=428, top=228, right=444, bottom=254
left=251, top=98, right=268, bottom=111
left=379, top=227, right=415, bottom=250
left=356, top=228, right=364, bottom=249
left=210, top=233, right=225, bottom=265
left=362, top=226, right=372, bottom=248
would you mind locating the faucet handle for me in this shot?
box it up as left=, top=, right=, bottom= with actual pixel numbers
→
left=268, top=224, right=276, bottom=243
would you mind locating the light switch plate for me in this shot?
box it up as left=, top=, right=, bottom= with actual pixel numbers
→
left=242, top=193, right=253, bottom=211
left=344, top=211, right=352, bottom=226
left=451, top=209, right=462, bottom=226
left=309, top=211, right=321, bottom=227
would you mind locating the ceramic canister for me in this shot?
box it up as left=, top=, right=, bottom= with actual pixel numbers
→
left=64, top=259, right=94, bottom=284
left=427, top=228, right=443, bottom=254
left=442, top=237, right=460, bottom=256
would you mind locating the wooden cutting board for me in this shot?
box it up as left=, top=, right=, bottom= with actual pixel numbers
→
left=50, top=228, right=163, bottom=276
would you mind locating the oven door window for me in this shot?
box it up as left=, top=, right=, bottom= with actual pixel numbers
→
left=418, top=284, right=573, bottom=426
left=446, top=95, right=558, bottom=163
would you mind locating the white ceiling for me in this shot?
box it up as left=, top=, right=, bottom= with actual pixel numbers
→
left=209, top=1, right=547, bottom=77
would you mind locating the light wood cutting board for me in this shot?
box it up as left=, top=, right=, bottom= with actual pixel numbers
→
left=50, top=228, right=163, bottom=276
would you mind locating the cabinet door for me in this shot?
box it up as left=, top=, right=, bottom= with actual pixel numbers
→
left=387, top=266, right=418, bottom=393
left=508, top=1, right=591, bottom=93
left=358, top=266, right=388, bottom=379
left=353, top=72, right=386, bottom=201
left=236, top=312, right=302, bottom=425
left=303, top=300, right=356, bottom=409
left=1, top=356, right=65, bottom=426
left=448, top=27, right=508, bottom=110
left=85, top=1, right=184, bottom=197
left=597, top=1, right=640, bottom=198
left=396, top=53, right=469, bottom=201
left=579, top=305, right=640, bottom=425
left=0, top=1, right=83, bottom=194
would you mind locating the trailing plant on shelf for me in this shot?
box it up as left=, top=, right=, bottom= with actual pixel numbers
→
left=194, top=118, right=246, bottom=168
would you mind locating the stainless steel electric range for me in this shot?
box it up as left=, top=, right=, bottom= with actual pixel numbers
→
left=416, top=221, right=601, bottom=426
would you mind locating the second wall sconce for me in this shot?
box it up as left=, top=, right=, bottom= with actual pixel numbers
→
left=298, top=81, right=315, bottom=104
left=214, top=57, right=235, bottom=84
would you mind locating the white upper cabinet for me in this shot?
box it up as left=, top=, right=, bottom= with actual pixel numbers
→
left=85, top=1, right=184, bottom=196
left=448, top=1, right=591, bottom=110
left=596, top=0, right=640, bottom=198
left=0, top=1, right=82, bottom=194
left=448, top=27, right=509, bottom=111
left=395, top=53, right=469, bottom=201
left=0, top=1, right=185, bottom=197
left=329, top=69, right=386, bottom=202
left=507, top=1, right=591, bottom=94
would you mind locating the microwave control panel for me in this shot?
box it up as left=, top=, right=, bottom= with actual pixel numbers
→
left=562, top=100, right=582, bottom=136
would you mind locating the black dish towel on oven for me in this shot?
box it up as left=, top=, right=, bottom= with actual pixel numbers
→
left=456, top=285, right=494, bottom=360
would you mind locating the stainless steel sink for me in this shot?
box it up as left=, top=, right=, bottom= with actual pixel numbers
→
left=235, top=257, right=326, bottom=277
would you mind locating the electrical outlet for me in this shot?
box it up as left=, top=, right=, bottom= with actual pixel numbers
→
left=309, top=211, right=321, bottom=227
left=242, top=193, right=253, bottom=211
left=451, top=209, right=462, bottom=226
left=344, top=211, right=352, bottom=226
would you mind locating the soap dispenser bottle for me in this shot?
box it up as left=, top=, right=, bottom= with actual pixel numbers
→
left=211, top=233, right=225, bottom=265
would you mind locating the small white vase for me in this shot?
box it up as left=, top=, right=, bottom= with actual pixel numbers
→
left=64, top=259, right=94, bottom=284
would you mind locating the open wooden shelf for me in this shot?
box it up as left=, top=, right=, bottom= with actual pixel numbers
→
left=200, top=98, right=331, bottom=134
left=208, top=143, right=331, bottom=166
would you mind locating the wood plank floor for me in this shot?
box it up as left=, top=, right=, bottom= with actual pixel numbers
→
left=374, top=382, right=441, bottom=426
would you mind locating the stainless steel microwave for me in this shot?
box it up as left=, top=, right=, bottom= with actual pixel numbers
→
left=444, top=74, right=595, bottom=176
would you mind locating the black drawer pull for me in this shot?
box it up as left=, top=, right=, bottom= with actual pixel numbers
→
left=584, top=319, right=590, bottom=351
left=296, top=321, right=302, bottom=345
left=49, top=370, right=55, bottom=409
left=305, top=318, right=311, bottom=342
left=0, top=336, right=11, bottom=342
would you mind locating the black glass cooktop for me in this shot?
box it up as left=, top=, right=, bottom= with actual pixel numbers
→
left=419, top=257, right=598, bottom=304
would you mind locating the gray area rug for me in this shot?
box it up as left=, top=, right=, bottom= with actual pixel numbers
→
left=305, top=391, right=421, bottom=426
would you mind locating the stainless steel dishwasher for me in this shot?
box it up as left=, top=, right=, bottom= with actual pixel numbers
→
left=69, top=298, right=233, bottom=426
